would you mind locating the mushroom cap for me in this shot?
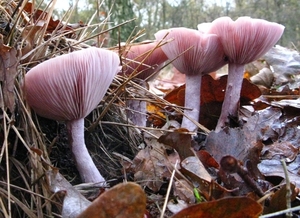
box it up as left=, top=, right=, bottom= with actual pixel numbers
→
left=154, top=27, right=226, bottom=76
left=197, top=22, right=212, bottom=34
left=121, top=42, right=168, bottom=80
left=25, top=47, right=120, bottom=121
left=207, top=16, right=285, bottom=64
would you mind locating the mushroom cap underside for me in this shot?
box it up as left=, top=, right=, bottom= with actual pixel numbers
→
left=25, top=47, right=120, bottom=121
left=155, top=27, right=226, bottom=76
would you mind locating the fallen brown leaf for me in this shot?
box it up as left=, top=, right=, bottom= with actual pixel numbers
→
left=77, top=182, right=146, bottom=218
left=23, top=2, right=84, bottom=37
left=157, top=128, right=194, bottom=160
left=0, top=34, right=20, bottom=112
left=130, top=136, right=180, bottom=192
left=195, top=150, right=219, bottom=169
left=261, top=141, right=299, bottom=162
left=264, top=183, right=297, bottom=215
left=171, top=196, right=263, bottom=218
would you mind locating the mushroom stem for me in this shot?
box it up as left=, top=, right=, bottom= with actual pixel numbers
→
left=181, top=73, right=202, bottom=131
left=66, top=119, right=105, bottom=183
left=216, top=63, right=245, bottom=132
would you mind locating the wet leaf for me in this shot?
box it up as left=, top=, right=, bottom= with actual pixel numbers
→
left=258, top=156, right=300, bottom=188
left=272, top=98, right=300, bottom=109
left=246, top=106, right=282, bottom=141
left=261, top=141, right=299, bottom=163
left=276, top=122, right=300, bottom=148
left=205, top=127, right=252, bottom=164
left=77, top=182, right=146, bottom=218
left=0, top=35, right=19, bottom=112
left=171, top=196, right=263, bottom=218
left=263, top=45, right=300, bottom=86
left=195, top=150, right=219, bottom=169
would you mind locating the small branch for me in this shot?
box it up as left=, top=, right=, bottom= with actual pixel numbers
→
left=281, top=159, right=292, bottom=218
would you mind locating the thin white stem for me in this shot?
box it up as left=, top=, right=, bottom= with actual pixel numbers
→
left=66, top=119, right=105, bottom=183
left=216, top=63, right=244, bottom=131
left=181, top=74, right=202, bottom=132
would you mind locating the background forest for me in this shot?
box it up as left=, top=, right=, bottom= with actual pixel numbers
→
left=53, top=0, right=300, bottom=48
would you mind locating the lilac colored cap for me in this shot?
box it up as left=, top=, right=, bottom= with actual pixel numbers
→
left=25, top=47, right=120, bottom=121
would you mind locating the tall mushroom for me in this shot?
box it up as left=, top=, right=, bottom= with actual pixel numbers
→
left=25, top=47, right=120, bottom=183
left=155, top=27, right=226, bottom=131
left=204, top=17, right=284, bottom=131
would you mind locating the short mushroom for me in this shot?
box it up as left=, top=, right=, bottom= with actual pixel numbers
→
left=25, top=47, right=120, bottom=183
left=204, top=17, right=284, bottom=131
left=155, top=27, right=226, bottom=131
left=119, top=42, right=168, bottom=127
left=121, top=41, right=168, bottom=80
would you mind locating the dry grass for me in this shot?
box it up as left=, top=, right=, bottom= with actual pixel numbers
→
left=0, top=0, right=173, bottom=217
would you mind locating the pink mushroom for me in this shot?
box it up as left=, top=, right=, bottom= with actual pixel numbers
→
left=155, top=27, right=226, bottom=131
left=119, top=42, right=168, bottom=127
left=204, top=17, right=284, bottom=131
left=25, top=47, right=120, bottom=183
left=121, top=41, right=168, bottom=80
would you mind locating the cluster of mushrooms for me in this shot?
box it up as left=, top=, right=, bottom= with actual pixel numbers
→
left=24, top=16, right=284, bottom=183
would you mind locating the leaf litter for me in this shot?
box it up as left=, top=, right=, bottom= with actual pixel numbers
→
left=1, top=1, right=300, bottom=218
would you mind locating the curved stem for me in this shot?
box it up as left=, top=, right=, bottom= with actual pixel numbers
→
left=181, top=74, right=202, bottom=132
left=67, top=119, right=105, bottom=183
left=216, top=63, right=244, bottom=132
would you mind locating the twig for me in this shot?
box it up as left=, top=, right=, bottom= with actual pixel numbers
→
left=259, top=205, right=300, bottom=218
left=280, top=159, right=292, bottom=218
left=160, top=160, right=178, bottom=218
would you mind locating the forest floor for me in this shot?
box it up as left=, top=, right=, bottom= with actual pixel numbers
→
left=1, top=1, right=300, bottom=218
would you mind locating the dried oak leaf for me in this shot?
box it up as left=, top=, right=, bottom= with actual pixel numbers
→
left=158, top=128, right=194, bottom=160
left=21, top=24, right=44, bottom=62
left=24, top=2, right=85, bottom=37
left=171, top=196, right=263, bottom=218
left=130, top=136, right=180, bottom=192
left=0, top=35, right=19, bottom=112
left=77, top=182, right=146, bottom=218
